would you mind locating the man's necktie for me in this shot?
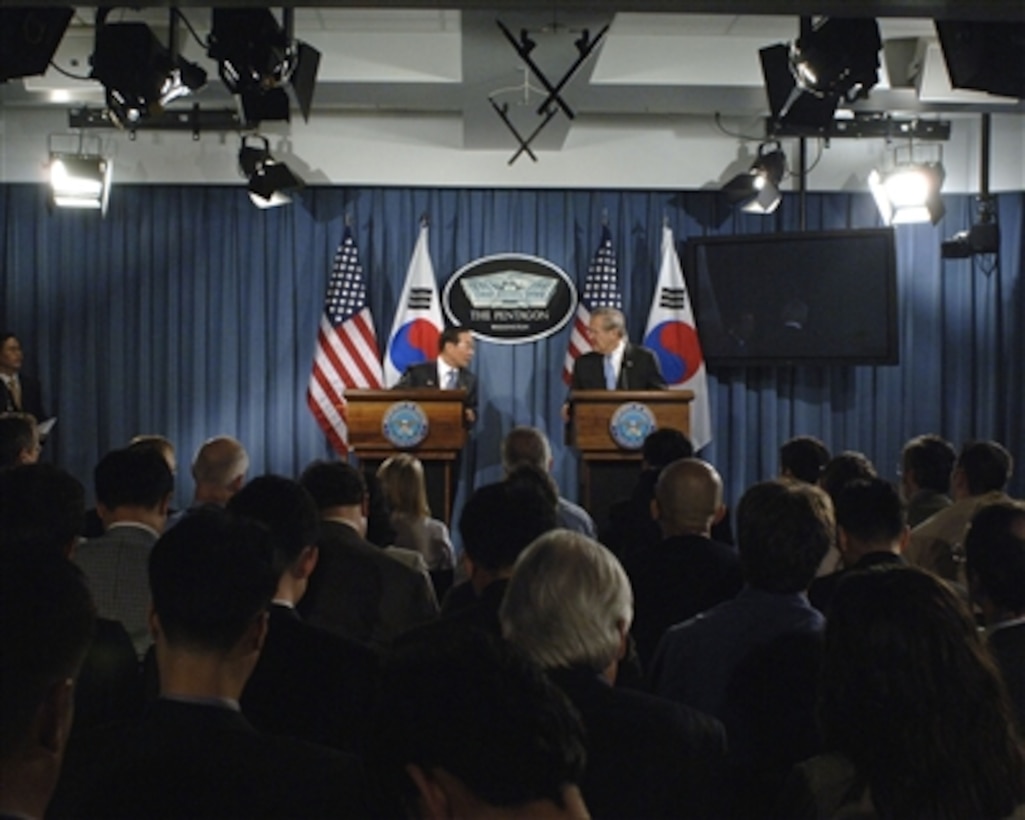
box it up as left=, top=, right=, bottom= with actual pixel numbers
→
left=603, top=356, right=616, bottom=390
left=446, top=369, right=459, bottom=390
left=9, top=377, right=21, bottom=409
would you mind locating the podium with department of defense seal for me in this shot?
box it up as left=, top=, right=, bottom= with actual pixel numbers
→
left=567, top=389, right=694, bottom=523
left=345, top=389, right=468, bottom=525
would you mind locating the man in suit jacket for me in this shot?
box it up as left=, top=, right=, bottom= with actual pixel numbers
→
left=74, top=447, right=174, bottom=657
left=298, top=460, right=438, bottom=649
left=48, top=508, right=368, bottom=819
left=228, top=475, right=380, bottom=756
left=0, top=332, right=47, bottom=420
left=570, top=307, right=667, bottom=392
left=625, top=458, right=742, bottom=669
left=501, top=530, right=728, bottom=819
left=397, top=325, right=478, bottom=425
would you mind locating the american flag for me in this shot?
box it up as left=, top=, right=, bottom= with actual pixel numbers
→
left=562, top=224, right=624, bottom=383
left=307, top=225, right=384, bottom=456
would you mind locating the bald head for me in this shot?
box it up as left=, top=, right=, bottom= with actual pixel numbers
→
left=654, top=458, right=724, bottom=537
left=191, top=436, right=249, bottom=506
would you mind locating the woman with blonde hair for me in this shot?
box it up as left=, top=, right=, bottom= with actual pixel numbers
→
left=376, top=453, right=455, bottom=573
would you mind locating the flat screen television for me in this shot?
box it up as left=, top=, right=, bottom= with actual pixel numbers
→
left=684, top=228, right=899, bottom=366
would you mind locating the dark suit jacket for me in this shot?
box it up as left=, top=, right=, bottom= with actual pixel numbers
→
left=297, top=519, right=438, bottom=649
left=48, top=699, right=369, bottom=819
left=807, top=551, right=905, bottom=616
left=397, top=360, right=477, bottom=417
left=548, top=666, right=727, bottom=820
left=240, top=603, right=379, bottom=755
left=0, top=371, right=45, bottom=419
left=625, top=534, right=743, bottom=669
left=570, top=343, right=667, bottom=391
left=989, top=621, right=1025, bottom=733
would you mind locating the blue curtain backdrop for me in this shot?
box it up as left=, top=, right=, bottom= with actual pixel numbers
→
left=1, top=183, right=1022, bottom=521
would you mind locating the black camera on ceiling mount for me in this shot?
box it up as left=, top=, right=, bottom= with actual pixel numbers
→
left=941, top=195, right=999, bottom=259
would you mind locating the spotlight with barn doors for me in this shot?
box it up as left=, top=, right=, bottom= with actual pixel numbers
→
left=721, top=142, right=788, bottom=215
left=48, top=133, right=112, bottom=215
left=869, top=143, right=945, bottom=226
left=238, top=135, right=304, bottom=208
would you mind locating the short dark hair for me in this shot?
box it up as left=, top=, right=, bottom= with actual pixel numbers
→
left=369, top=631, right=586, bottom=811
left=901, top=434, right=956, bottom=494
left=438, top=326, right=470, bottom=353
left=94, top=447, right=174, bottom=510
left=0, top=546, right=95, bottom=758
left=299, top=460, right=366, bottom=509
left=780, top=436, right=830, bottom=484
left=957, top=440, right=1013, bottom=495
left=0, top=413, right=37, bottom=468
left=819, top=451, right=877, bottom=503
left=737, top=480, right=834, bottom=593
left=228, top=475, right=320, bottom=577
left=641, top=428, right=694, bottom=470
left=148, top=507, right=277, bottom=653
left=459, top=474, right=557, bottom=572
left=834, top=477, right=905, bottom=546
left=0, top=463, right=85, bottom=553
left=965, top=502, right=1025, bottom=614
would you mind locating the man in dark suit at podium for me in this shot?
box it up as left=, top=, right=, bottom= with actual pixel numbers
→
left=397, top=326, right=477, bottom=425
left=571, top=308, right=666, bottom=392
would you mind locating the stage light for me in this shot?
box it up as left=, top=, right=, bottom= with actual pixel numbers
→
left=49, top=153, right=112, bottom=215
left=208, top=8, right=321, bottom=125
left=90, top=14, right=207, bottom=129
left=721, top=142, right=787, bottom=215
left=761, top=17, right=882, bottom=132
left=869, top=159, right=945, bottom=225
left=238, top=135, right=304, bottom=208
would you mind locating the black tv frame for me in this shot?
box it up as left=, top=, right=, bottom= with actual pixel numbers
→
left=684, top=228, right=900, bottom=367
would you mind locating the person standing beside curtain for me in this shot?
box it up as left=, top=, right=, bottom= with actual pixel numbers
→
left=570, top=308, right=666, bottom=392
left=397, top=326, right=477, bottom=426
left=0, top=331, right=47, bottom=421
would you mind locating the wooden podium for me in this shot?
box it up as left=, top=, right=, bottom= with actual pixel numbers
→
left=345, top=389, right=468, bottom=525
left=569, top=389, right=693, bottom=519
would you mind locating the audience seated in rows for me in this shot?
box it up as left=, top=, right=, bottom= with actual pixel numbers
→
left=905, top=439, right=1014, bottom=585
left=502, top=529, right=728, bottom=819
left=502, top=426, right=596, bottom=537
left=227, top=475, right=380, bottom=755
left=808, top=477, right=907, bottom=615
left=49, top=508, right=369, bottom=818
left=0, top=545, right=95, bottom=820
left=297, top=460, right=438, bottom=648
left=368, top=631, right=590, bottom=819
left=779, top=435, right=830, bottom=484
left=651, top=479, right=834, bottom=817
left=966, top=500, right=1025, bottom=733
left=779, top=565, right=1025, bottom=819
left=624, top=457, right=742, bottom=669
left=900, top=433, right=956, bottom=527
left=73, top=447, right=174, bottom=657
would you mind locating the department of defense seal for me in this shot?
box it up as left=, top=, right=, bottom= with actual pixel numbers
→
left=382, top=401, right=429, bottom=449
left=609, top=402, right=657, bottom=450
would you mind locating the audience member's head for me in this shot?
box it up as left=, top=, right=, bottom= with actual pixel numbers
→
left=459, top=472, right=557, bottom=585
left=501, top=530, right=632, bottom=678
left=0, top=547, right=95, bottom=819
left=965, top=501, right=1025, bottom=622
left=900, top=434, right=956, bottom=497
left=128, top=434, right=177, bottom=476
left=736, top=480, right=834, bottom=593
left=501, top=426, right=553, bottom=475
left=148, top=507, right=276, bottom=658
left=819, top=565, right=1025, bottom=818
left=377, top=454, right=431, bottom=519
left=0, top=463, right=85, bottom=555
left=952, top=440, right=1013, bottom=499
left=653, top=457, right=724, bottom=537
left=0, top=412, right=40, bottom=468
left=228, top=474, right=320, bottom=583
left=94, top=446, right=174, bottom=525
left=641, top=428, right=694, bottom=472
left=369, top=631, right=587, bottom=818
left=833, top=477, right=907, bottom=566
left=300, top=460, right=366, bottom=510
left=190, top=435, right=249, bottom=506
left=818, top=451, right=877, bottom=504
left=779, top=436, right=830, bottom=484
